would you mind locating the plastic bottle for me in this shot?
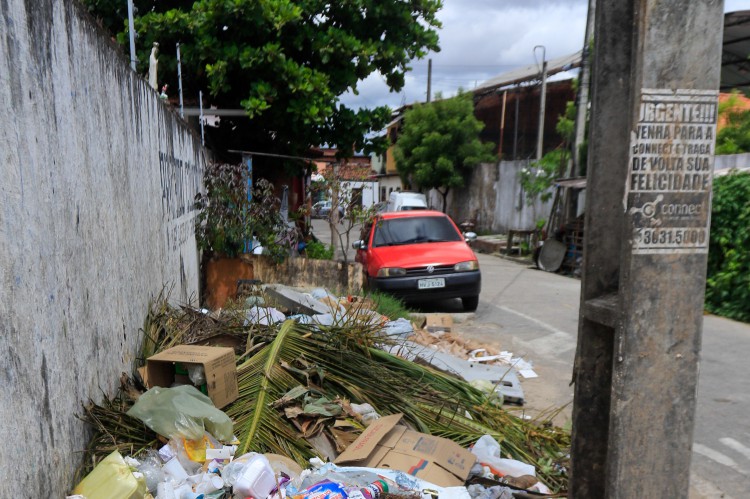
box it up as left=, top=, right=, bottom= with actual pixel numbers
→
left=344, top=478, right=389, bottom=499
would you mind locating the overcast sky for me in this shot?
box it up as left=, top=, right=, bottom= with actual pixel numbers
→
left=341, top=0, right=750, bottom=111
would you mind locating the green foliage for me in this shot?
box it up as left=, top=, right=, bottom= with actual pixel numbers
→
left=520, top=95, right=578, bottom=204
left=194, top=163, right=298, bottom=260
left=716, top=91, right=750, bottom=155
left=303, top=240, right=333, bottom=260
left=368, top=292, right=414, bottom=321
left=394, top=91, right=495, bottom=211
left=81, top=0, right=442, bottom=160
left=520, top=149, right=567, bottom=204
left=705, top=171, right=750, bottom=322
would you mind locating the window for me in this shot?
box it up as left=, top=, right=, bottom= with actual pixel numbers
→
left=373, top=216, right=462, bottom=247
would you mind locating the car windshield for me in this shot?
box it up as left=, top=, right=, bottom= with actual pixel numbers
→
left=373, top=216, right=462, bottom=247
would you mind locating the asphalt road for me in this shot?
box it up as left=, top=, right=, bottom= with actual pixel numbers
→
left=464, top=253, right=750, bottom=499
left=312, top=218, right=750, bottom=497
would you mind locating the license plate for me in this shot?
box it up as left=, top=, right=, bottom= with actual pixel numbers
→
left=418, top=278, right=445, bottom=290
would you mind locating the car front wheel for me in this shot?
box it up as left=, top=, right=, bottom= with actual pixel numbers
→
left=462, top=295, right=479, bottom=311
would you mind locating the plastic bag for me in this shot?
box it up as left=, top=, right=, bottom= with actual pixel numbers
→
left=471, top=435, right=535, bottom=478
left=245, top=306, right=286, bottom=325
left=126, top=385, right=234, bottom=442
left=131, top=450, right=165, bottom=493
left=382, top=318, right=414, bottom=337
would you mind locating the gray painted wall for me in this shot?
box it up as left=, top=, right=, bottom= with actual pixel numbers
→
left=1, top=1, right=205, bottom=495
left=715, top=152, right=750, bottom=173
left=435, top=153, right=750, bottom=235
left=431, top=160, right=553, bottom=233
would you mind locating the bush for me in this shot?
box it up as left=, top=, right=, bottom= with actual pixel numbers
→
left=705, top=171, right=750, bottom=322
left=304, top=240, right=334, bottom=260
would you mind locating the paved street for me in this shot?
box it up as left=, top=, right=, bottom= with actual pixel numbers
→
left=466, top=254, right=750, bottom=499
left=312, top=216, right=750, bottom=497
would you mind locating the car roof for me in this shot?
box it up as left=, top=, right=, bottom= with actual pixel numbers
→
left=378, top=210, right=447, bottom=220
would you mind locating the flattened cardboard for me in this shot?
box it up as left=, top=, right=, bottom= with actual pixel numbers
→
left=146, top=345, right=239, bottom=408
left=424, top=313, right=453, bottom=332
left=334, top=413, right=475, bottom=486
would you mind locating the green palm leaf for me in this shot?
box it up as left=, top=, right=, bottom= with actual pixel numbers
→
left=226, top=321, right=319, bottom=462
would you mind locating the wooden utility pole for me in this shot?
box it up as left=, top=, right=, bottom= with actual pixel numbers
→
left=570, top=1, right=723, bottom=497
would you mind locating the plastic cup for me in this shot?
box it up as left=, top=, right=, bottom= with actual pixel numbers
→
left=162, top=457, right=189, bottom=482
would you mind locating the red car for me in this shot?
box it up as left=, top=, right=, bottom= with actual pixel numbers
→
left=352, top=210, right=481, bottom=311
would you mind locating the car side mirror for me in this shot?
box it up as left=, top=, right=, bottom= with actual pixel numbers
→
left=464, top=232, right=477, bottom=242
left=352, top=240, right=366, bottom=250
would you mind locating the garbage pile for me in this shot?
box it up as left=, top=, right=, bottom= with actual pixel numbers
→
left=70, top=286, right=569, bottom=498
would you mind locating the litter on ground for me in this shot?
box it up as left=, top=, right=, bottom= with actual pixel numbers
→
left=69, top=286, right=569, bottom=498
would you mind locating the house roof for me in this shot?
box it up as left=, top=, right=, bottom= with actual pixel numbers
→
left=722, top=10, right=750, bottom=94
left=469, top=10, right=750, bottom=98
left=473, top=51, right=582, bottom=96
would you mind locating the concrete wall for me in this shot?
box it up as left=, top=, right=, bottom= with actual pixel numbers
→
left=715, top=152, right=750, bottom=173
left=342, top=180, right=379, bottom=206
left=244, top=255, right=365, bottom=295
left=0, top=1, right=205, bottom=495
left=430, top=160, right=553, bottom=233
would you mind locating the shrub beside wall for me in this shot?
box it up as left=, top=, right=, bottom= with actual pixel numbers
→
left=705, top=171, right=750, bottom=322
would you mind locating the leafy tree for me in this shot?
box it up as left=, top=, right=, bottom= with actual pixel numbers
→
left=81, top=0, right=442, bottom=162
left=311, top=165, right=379, bottom=263
left=393, top=91, right=495, bottom=212
left=715, top=91, right=750, bottom=155
left=194, top=163, right=299, bottom=261
left=705, top=171, right=750, bottom=322
left=520, top=98, right=578, bottom=204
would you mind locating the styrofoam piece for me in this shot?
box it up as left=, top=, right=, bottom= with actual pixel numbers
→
left=245, top=306, right=286, bottom=325
left=382, top=318, right=414, bottom=337
left=384, top=341, right=525, bottom=404
left=264, top=284, right=330, bottom=315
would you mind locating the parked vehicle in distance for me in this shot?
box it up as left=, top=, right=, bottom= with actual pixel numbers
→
left=386, top=191, right=428, bottom=212
left=352, top=210, right=481, bottom=311
left=312, top=200, right=344, bottom=219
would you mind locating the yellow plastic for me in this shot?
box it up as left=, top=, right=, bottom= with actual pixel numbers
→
left=72, top=450, right=147, bottom=499
left=182, top=434, right=215, bottom=462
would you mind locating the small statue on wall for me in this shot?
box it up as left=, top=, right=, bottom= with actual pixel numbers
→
left=148, top=42, right=159, bottom=90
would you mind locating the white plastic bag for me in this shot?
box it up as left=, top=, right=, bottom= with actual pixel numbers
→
left=471, top=435, right=535, bottom=478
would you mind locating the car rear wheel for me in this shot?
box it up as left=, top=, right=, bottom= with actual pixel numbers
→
left=462, top=295, right=479, bottom=311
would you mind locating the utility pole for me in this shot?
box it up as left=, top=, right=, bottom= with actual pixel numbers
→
left=426, top=59, right=432, bottom=103
left=176, top=43, right=184, bottom=118
left=199, top=91, right=204, bottom=146
left=127, top=0, right=136, bottom=71
left=534, top=46, right=547, bottom=161
left=569, top=1, right=723, bottom=497
left=571, top=0, right=596, bottom=178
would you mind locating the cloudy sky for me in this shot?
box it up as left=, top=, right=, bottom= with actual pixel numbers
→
left=341, top=0, right=750, bottom=111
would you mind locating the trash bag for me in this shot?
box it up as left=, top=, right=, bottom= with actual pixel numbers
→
left=126, top=385, right=234, bottom=442
left=471, top=435, right=535, bottom=478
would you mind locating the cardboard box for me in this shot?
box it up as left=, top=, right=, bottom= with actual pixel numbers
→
left=145, top=345, right=239, bottom=408
left=424, top=313, right=453, bottom=332
left=334, top=413, right=476, bottom=487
